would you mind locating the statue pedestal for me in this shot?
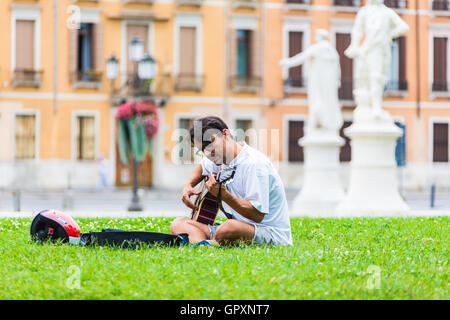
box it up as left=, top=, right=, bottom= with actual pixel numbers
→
left=336, top=107, right=410, bottom=217
left=290, top=130, right=345, bottom=217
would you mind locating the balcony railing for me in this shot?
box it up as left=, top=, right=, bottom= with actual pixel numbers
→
left=432, top=80, right=449, bottom=92
left=333, top=0, right=360, bottom=6
left=432, top=0, right=450, bottom=11
left=286, top=0, right=310, bottom=3
left=122, top=0, right=155, bottom=4
left=12, top=69, right=43, bottom=88
left=232, top=0, right=259, bottom=9
left=384, top=0, right=408, bottom=9
left=175, top=74, right=204, bottom=92
left=71, top=70, right=103, bottom=89
left=338, top=78, right=354, bottom=101
left=230, top=75, right=262, bottom=93
left=111, top=74, right=172, bottom=106
left=283, top=77, right=306, bottom=95
left=385, top=79, right=408, bottom=92
left=176, top=0, right=203, bottom=6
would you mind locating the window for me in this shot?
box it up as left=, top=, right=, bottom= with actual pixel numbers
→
left=230, top=26, right=262, bottom=92
left=174, top=15, right=203, bottom=92
left=384, top=0, right=408, bottom=9
left=432, top=0, right=450, bottom=11
left=336, top=33, right=353, bottom=101
left=234, top=119, right=253, bottom=145
left=14, top=114, right=36, bottom=160
left=69, top=22, right=103, bottom=85
left=288, top=120, right=304, bottom=162
left=339, top=121, right=352, bottom=162
left=176, top=26, right=203, bottom=91
left=432, top=37, right=448, bottom=92
left=178, top=118, right=196, bottom=163
left=433, top=122, right=449, bottom=163
left=11, top=7, right=42, bottom=88
left=76, top=116, right=96, bottom=160
left=333, top=0, right=360, bottom=6
left=237, top=30, right=251, bottom=79
left=386, top=37, right=407, bottom=92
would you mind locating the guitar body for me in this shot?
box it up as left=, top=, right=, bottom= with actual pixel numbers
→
left=191, top=192, right=220, bottom=225
left=191, top=176, right=220, bottom=225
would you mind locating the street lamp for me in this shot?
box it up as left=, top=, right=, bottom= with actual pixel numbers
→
left=129, top=36, right=144, bottom=62
left=107, top=37, right=157, bottom=212
left=106, top=55, right=119, bottom=80
left=138, top=53, right=158, bottom=80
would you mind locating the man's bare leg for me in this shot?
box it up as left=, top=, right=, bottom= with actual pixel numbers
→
left=213, top=219, right=255, bottom=246
left=170, top=217, right=211, bottom=244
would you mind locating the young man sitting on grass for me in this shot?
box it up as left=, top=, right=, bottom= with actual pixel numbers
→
left=170, top=116, right=292, bottom=246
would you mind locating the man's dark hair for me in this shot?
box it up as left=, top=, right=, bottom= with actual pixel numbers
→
left=189, top=116, right=229, bottom=150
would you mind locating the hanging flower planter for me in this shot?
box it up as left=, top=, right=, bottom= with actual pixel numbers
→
left=116, top=101, right=160, bottom=164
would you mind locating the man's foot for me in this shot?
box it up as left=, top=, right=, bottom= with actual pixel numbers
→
left=192, top=240, right=220, bottom=247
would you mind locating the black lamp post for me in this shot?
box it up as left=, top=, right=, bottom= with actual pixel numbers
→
left=107, top=36, right=157, bottom=212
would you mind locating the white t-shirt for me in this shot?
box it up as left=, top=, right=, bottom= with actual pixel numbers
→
left=200, top=142, right=293, bottom=245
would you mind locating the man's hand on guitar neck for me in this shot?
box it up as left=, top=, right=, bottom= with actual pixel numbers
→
left=182, top=164, right=203, bottom=210
left=181, top=184, right=201, bottom=211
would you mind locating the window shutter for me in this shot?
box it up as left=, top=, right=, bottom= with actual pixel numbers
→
left=15, top=20, right=35, bottom=71
left=179, top=26, right=196, bottom=77
left=288, top=120, right=304, bottom=162
left=433, top=37, right=447, bottom=91
left=250, top=29, right=261, bottom=80
left=229, top=29, right=237, bottom=79
left=398, top=36, right=406, bottom=90
left=15, top=115, right=36, bottom=160
left=69, top=28, right=78, bottom=81
left=433, top=123, right=449, bottom=163
left=76, top=116, right=96, bottom=161
left=336, top=33, right=353, bottom=100
left=93, top=23, right=104, bottom=72
left=288, top=31, right=303, bottom=87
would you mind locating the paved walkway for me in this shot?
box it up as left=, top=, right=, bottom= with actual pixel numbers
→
left=0, top=187, right=449, bottom=218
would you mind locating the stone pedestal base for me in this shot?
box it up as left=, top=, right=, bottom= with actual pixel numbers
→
left=336, top=107, right=410, bottom=217
left=290, top=130, right=345, bottom=217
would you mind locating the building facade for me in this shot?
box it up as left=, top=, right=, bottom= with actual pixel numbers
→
left=0, top=0, right=449, bottom=191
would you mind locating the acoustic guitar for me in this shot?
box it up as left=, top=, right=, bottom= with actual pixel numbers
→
left=190, top=168, right=236, bottom=225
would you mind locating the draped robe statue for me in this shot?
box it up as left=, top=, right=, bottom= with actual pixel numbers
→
left=344, top=0, right=409, bottom=120
left=280, top=29, right=343, bottom=135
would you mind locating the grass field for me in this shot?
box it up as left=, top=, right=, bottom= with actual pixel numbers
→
left=0, top=216, right=448, bottom=300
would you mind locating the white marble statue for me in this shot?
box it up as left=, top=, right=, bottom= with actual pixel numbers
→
left=280, top=29, right=343, bottom=134
left=344, top=0, right=409, bottom=120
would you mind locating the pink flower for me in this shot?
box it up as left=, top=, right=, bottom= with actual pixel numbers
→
left=116, top=101, right=160, bottom=140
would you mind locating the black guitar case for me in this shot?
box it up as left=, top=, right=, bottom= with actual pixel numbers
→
left=80, top=229, right=189, bottom=249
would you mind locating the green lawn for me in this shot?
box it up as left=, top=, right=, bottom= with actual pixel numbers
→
left=0, top=216, right=448, bottom=299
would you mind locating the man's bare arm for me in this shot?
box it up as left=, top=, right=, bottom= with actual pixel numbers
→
left=221, top=188, right=265, bottom=223
left=181, top=164, right=204, bottom=210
